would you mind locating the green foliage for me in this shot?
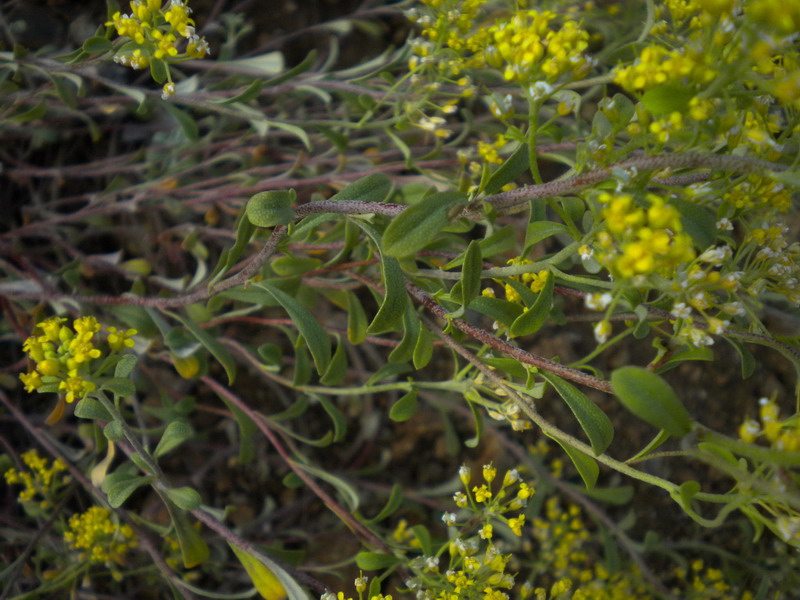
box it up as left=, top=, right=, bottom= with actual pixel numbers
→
left=3, top=0, right=800, bottom=598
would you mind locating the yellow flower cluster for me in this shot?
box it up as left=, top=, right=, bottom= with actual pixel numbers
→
left=596, top=193, right=695, bottom=281
left=106, top=0, right=210, bottom=97
left=746, top=0, right=800, bottom=34
left=409, top=1, right=590, bottom=86
left=64, top=506, right=138, bottom=564
left=4, top=449, right=68, bottom=507
left=482, top=257, right=550, bottom=304
left=738, top=398, right=800, bottom=451
left=614, top=44, right=716, bottom=93
left=472, top=10, right=590, bottom=84
left=19, top=316, right=137, bottom=403
left=522, top=495, right=753, bottom=599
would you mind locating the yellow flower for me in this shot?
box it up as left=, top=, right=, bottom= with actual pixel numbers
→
left=64, top=506, right=138, bottom=563
left=20, top=370, right=43, bottom=393
left=107, top=327, right=138, bottom=351
left=483, top=462, right=497, bottom=484
left=508, top=514, right=525, bottom=536
left=473, top=484, right=492, bottom=502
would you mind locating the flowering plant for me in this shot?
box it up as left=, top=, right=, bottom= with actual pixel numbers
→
left=2, top=0, right=800, bottom=598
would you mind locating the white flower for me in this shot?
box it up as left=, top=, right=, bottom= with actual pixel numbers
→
left=716, top=217, right=733, bottom=231
left=161, top=82, right=176, bottom=100
left=688, top=327, right=714, bottom=347
left=585, top=292, right=613, bottom=311
left=528, top=81, right=553, bottom=101
left=698, top=245, right=732, bottom=264
left=593, top=320, right=611, bottom=344
left=720, top=302, right=746, bottom=316
left=707, top=318, right=730, bottom=335
left=441, top=512, right=457, bottom=526
left=578, top=244, right=594, bottom=260
left=670, top=302, right=692, bottom=319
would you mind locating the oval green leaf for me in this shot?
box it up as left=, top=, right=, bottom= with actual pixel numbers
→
left=155, top=420, right=194, bottom=458
left=165, top=485, right=202, bottom=511
left=382, top=191, right=466, bottom=258
left=540, top=372, right=614, bottom=455
left=246, top=190, right=297, bottom=228
left=389, top=389, right=418, bottom=422
left=547, top=433, right=599, bottom=489
left=611, top=366, right=692, bottom=438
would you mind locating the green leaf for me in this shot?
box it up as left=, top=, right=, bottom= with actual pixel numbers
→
left=271, top=256, right=322, bottom=276
left=484, top=143, right=529, bottom=195
left=219, top=52, right=284, bottom=75
left=256, top=282, right=331, bottom=375
left=105, top=81, right=147, bottom=111
left=464, top=394, right=484, bottom=448
left=365, top=483, right=404, bottom=523
left=317, top=396, right=347, bottom=442
left=726, top=338, right=756, bottom=379
left=367, top=257, right=407, bottom=334
left=698, top=442, right=738, bottom=465
left=389, top=389, right=418, bottom=422
left=155, top=420, right=194, bottom=458
left=218, top=79, right=264, bottom=105
left=103, top=420, right=125, bottom=442
left=162, top=103, right=199, bottom=140
left=540, top=372, right=614, bottom=454
left=83, top=36, right=112, bottom=54
left=469, top=296, right=523, bottom=327
left=102, top=377, right=136, bottom=398
left=510, top=269, right=554, bottom=337
left=579, top=485, right=634, bottom=505
left=641, top=84, right=695, bottom=115
left=453, top=241, right=482, bottom=310
left=106, top=475, right=153, bottom=507
left=172, top=313, right=237, bottom=385
left=356, top=551, right=400, bottom=570
left=320, top=336, right=348, bottom=386
left=611, top=367, right=692, bottom=438
left=547, top=434, right=599, bottom=489
left=411, top=525, right=433, bottom=555
left=74, top=397, right=113, bottom=421
left=382, top=191, right=466, bottom=258
left=165, top=486, right=202, bottom=510
left=346, top=292, right=368, bottom=344
left=247, top=190, right=297, bottom=228
left=413, top=325, right=434, bottom=370
left=525, top=222, right=569, bottom=250
left=330, top=173, right=393, bottom=204
left=670, top=198, right=716, bottom=251
left=164, top=498, right=209, bottom=568
left=389, top=304, right=420, bottom=363
left=291, top=461, right=360, bottom=511
left=269, top=396, right=309, bottom=421
left=114, top=354, right=138, bottom=378
left=209, top=209, right=256, bottom=285
left=674, top=480, right=701, bottom=512
left=626, top=429, right=672, bottom=463
left=150, top=57, right=169, bottom=84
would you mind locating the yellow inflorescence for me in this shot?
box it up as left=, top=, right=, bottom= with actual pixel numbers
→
left=19, top=316, right=137, bottom=403
left=64, top=506, right=138, bottom=564
left=596, top=193, right=695, bottom=281
left=613, top=44, right=716, bottom=93
left=4, top=449, right=68, bottom=507
left=107, top=0, right=210, bottom=73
